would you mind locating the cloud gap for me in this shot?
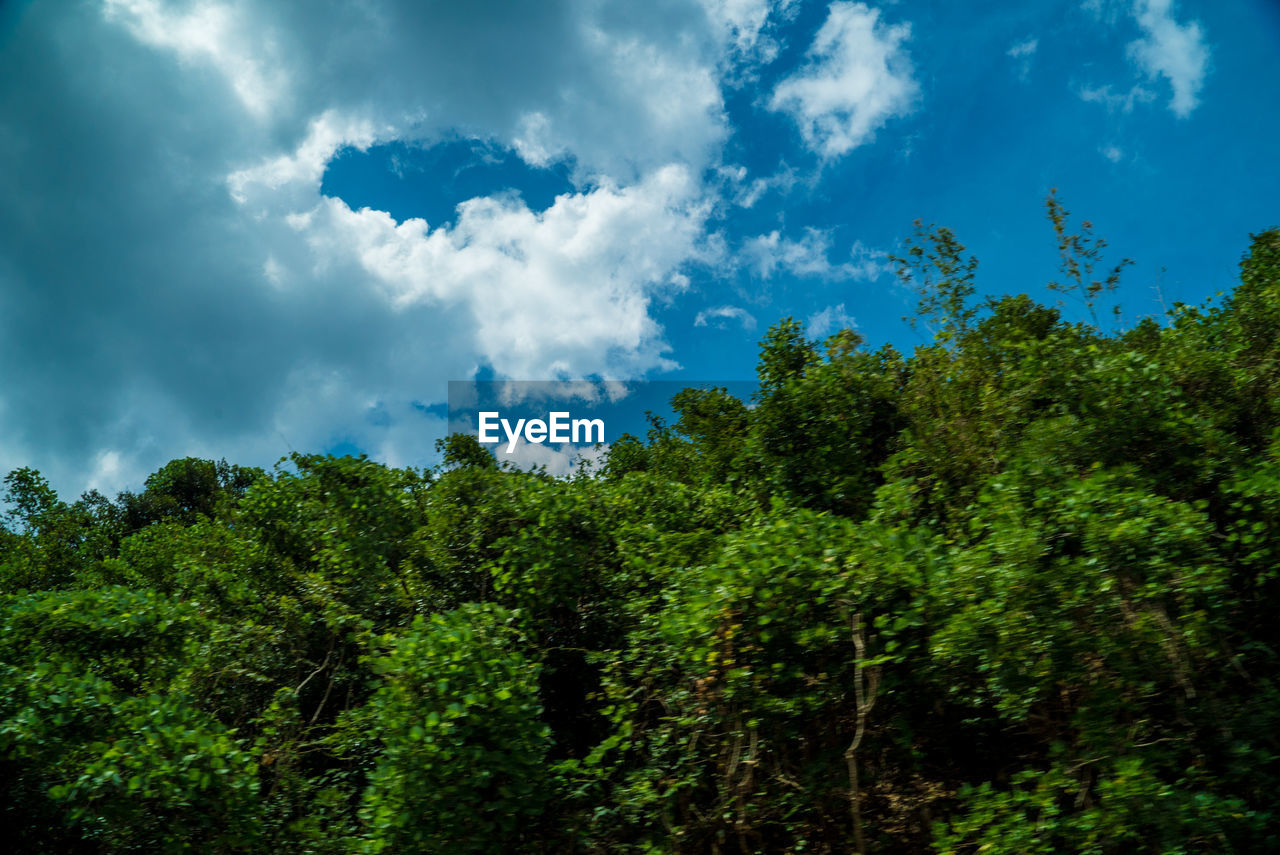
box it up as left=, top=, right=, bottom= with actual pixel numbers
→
left=321, top=138, right=577, bottom=229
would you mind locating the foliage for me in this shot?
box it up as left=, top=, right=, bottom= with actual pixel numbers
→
left=346, top=604, right=550, bottom=854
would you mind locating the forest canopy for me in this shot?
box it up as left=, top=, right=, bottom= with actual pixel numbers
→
left=3, top=212, right=1280, bottom=853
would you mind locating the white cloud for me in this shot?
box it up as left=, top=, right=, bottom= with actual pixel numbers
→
left=717, top=163, right=797, bottom=208
left=1127, top=0, right=1209, bottom=118
left=694, top=305, right=757, bottom=330
left=512, top=111, right=562, bottom=168
left=1100, top=144, right=1124, bottom=162
left=558, top=21, right=728, bottom=179
left=1080, top=1, right=1209, bottom=118
left=1007, top=37, right=1038, bottom=59
left=699, top=0, right=774, bottom=60
left=86, top=450, right=128, bottom=497
left=846, top=240, right=895, bottom=281
left=292, top=163, right=710, bottom=379
left=742, top=230, right=892, bottom=281
left=769, top=1, right=917, bottom=159
left=228, top=110, right=382, bottom=206
left=807, top=303, right=857, bottom=339
left=743, top=229, right=833, bottom=278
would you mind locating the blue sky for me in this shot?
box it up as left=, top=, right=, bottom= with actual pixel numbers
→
left=1, top=0, right=1277, bottom=495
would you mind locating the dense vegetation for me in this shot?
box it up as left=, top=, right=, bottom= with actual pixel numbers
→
left=4, top=206, right=1280, bottom=853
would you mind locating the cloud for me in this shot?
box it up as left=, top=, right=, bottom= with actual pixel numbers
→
left=768, top=1, right=917, bottom=159
left=1080, top=1, right=1209, bottom=119
left=1007, top=37, right=1038, bottom=79
left=743, top=229, right=835, bottom=278
left=293, top=164, right=711, bottom=379
left=0, top=0, right=756, bottom=497
left=1126, top=0, right=1209, bottom=118
left=1078, top=83, right=1157, bottom=113
left=694, top=305, right=757, bottom=331
left=741, top=230, right=892, bottom=281
left=103, top=0, right=733, bottom=181
left=698, top=0, right=775, bottom=62
left=1080, top=0, right=1125, bottom=25
left=511, top=112, right=561, bottom=169
left=845, top=240, right=895, bottom=281
left=716, top=163, right=797, bottom=209
left=1007, top=38, right=1038, bottom=59
left=103, top=0, right=288, bottom=117
left=807, top=303, right=857, bottom=339
left=229, top=110, right=383, bottom=207
left=1100, top=144, right=1124, bottom=163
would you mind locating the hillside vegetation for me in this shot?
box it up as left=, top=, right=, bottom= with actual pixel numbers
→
left=4, top=211, right=1280, bottom=853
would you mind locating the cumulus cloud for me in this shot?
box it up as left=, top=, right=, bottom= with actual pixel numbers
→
left=293, top=165, right=711, bottom=379
left=0, top=0, right=751, bottom=496
left=1127, top=0, right=1209, bottom=118
left=100, top=0, right=732, bottom=181
left=768, top=1, right=917, bottom=159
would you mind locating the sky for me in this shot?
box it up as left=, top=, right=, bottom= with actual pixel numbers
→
left=1, top=0, right=1278, bottom=496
